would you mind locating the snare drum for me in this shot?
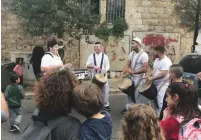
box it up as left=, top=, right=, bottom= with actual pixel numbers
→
left=92, top=74, right=107, bottom=87
left=119, top=78, right=135, bottom=102
left=138, top=82, right=157, bottom=100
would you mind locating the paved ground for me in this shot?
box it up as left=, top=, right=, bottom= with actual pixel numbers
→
left=1, top=93, right=128, bottom=140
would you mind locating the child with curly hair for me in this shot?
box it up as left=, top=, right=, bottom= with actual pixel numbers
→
left=34, top=68, right=81, bottom=140
left=120, top=104, right=164, bottom=140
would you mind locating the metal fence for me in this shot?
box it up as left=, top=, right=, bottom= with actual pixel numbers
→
left=106, top=0, right=125, bottom=23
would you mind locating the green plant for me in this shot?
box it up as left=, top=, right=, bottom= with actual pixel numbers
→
left=174, top=0, right=201, bottom=31
left=112, top=18, right=128, bottom=38
left=95, top=18, right=128, bottom=41
left=95, top=21, right=111, bottom=41
left=9, top=0, right=100, bottom=38
left=148, top=61, right=154, bottom=69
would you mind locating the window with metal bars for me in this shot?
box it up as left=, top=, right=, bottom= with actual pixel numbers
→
left=106, top=0, right=125, bottom=23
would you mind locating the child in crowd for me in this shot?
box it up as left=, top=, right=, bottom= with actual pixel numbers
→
left=120, top=104, right=164, bottom=140
left=159, top=64, right=184, bottom=120
left=72, top=83, right=112, bottom=140
left=4, top=73, right=24, bottom=133
left=160, top=82, right=201, bottom=140
left=13, top=58, right=23, bottom=85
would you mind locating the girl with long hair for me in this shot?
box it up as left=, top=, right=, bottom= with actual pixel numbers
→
left=160, top=82, right=201, bottom=140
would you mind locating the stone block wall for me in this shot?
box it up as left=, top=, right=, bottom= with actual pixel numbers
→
left=1, top=6, right=80, bottom=67
left=101, top=0, right=193, bottom=63
left=1, top=0, right=194, bottom=68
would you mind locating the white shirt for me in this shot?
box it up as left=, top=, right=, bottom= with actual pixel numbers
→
left=86, top=52, right=110, bottom=78
left=128, top=50, right=149, bottom=81
left=153, top=55, right=172, bottom=85
left=41, top=52, right=63, bottom=68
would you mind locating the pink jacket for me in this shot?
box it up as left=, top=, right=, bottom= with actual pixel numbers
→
left=13, top=64, right=23, bottom=76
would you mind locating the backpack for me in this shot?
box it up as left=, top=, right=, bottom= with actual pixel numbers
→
left=178, top=118, right=201, bottom=140
left=17, top=109, right=67, bottom=140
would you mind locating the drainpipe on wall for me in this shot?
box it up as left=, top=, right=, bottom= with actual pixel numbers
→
left=193, top=0, right=201, bottom=53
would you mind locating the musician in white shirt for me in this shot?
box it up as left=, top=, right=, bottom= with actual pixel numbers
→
left=41, top=38, right=72, bottom=74
left=147, top=46, right=172, bottom=115
left=86, top=42, right=111, bottom=111
left=120, top=37, right=149, bottom=114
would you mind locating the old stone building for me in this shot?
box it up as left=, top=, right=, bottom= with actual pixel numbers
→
left=1, top=0, right=194, bottom=77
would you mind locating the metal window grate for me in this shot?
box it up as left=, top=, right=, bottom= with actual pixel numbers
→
left=106, top=0, right=125, bottom=23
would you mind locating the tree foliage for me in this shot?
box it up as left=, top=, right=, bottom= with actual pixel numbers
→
left=95, top=18, right=128, bottom=41
left=174, top=0, right=201, bottom=30
left=10, top=0, right=100, bottom=38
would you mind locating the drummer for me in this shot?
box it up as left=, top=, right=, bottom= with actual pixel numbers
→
left=120, top=37, right=150, bottom=114
left=86, top=42, right=111, bottom=112
left=147, top=46, right=172, bottom=115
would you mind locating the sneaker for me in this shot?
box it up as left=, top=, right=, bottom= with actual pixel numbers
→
left=104, top=106, right=111, bottom=112
left=121, top=108, right=127, bottom=114
left=10, top=126, right=16, bottom=132
left=13, top=125, right=20, bottom=133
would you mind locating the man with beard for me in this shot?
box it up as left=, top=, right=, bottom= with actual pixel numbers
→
left=120, top=37, right=149, bottom=114
left=147, top=46, right=172, bottom=115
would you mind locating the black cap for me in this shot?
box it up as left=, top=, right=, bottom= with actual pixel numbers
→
left=47, top=38, right=57, bottom=48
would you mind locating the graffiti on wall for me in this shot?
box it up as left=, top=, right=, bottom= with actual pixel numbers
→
left=105, top=35, right=130, bottom=71
left=80, top=35, right=130, bottom=71
left=132, top=32, right=180, bottom=63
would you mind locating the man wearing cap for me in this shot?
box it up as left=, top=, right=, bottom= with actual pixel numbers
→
left=120, top=37, right=150, bottom=114
left=41, top=38, right=72, bottom=74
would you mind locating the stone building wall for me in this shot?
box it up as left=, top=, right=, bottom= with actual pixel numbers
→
left=1, top=5, right=80, bottom=66
left=100, top=0, right=193, bottom=62
left=2, top=0, right=194, bottom=66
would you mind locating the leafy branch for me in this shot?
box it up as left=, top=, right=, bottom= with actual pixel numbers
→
left=95, top=18, right=128, bottom=41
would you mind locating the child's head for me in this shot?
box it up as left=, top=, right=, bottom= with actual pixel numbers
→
left=166, top=82, right=201, bottom=122
left=120, top=104, right=164, bottom=140
left=72, top=82, right=104, bottom=118
left=169, top=64, right=184, bottom=81
left=16, top=57, right=23, bottom=65
left=10, top=73, right=20, bottom=84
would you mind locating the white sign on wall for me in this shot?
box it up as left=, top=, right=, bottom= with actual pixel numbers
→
left=195, top=45, right=201, bottom=54
left=196, top=32, right=201, bottom=44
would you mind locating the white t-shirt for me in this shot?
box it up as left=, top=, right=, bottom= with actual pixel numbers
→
left=128, top=50, right=149, bottom=81
left=153, top=55, right=172, bottom=85
left=86, top=52, right=110, bottom=78
left=41, top=52, right=63, bottom=68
